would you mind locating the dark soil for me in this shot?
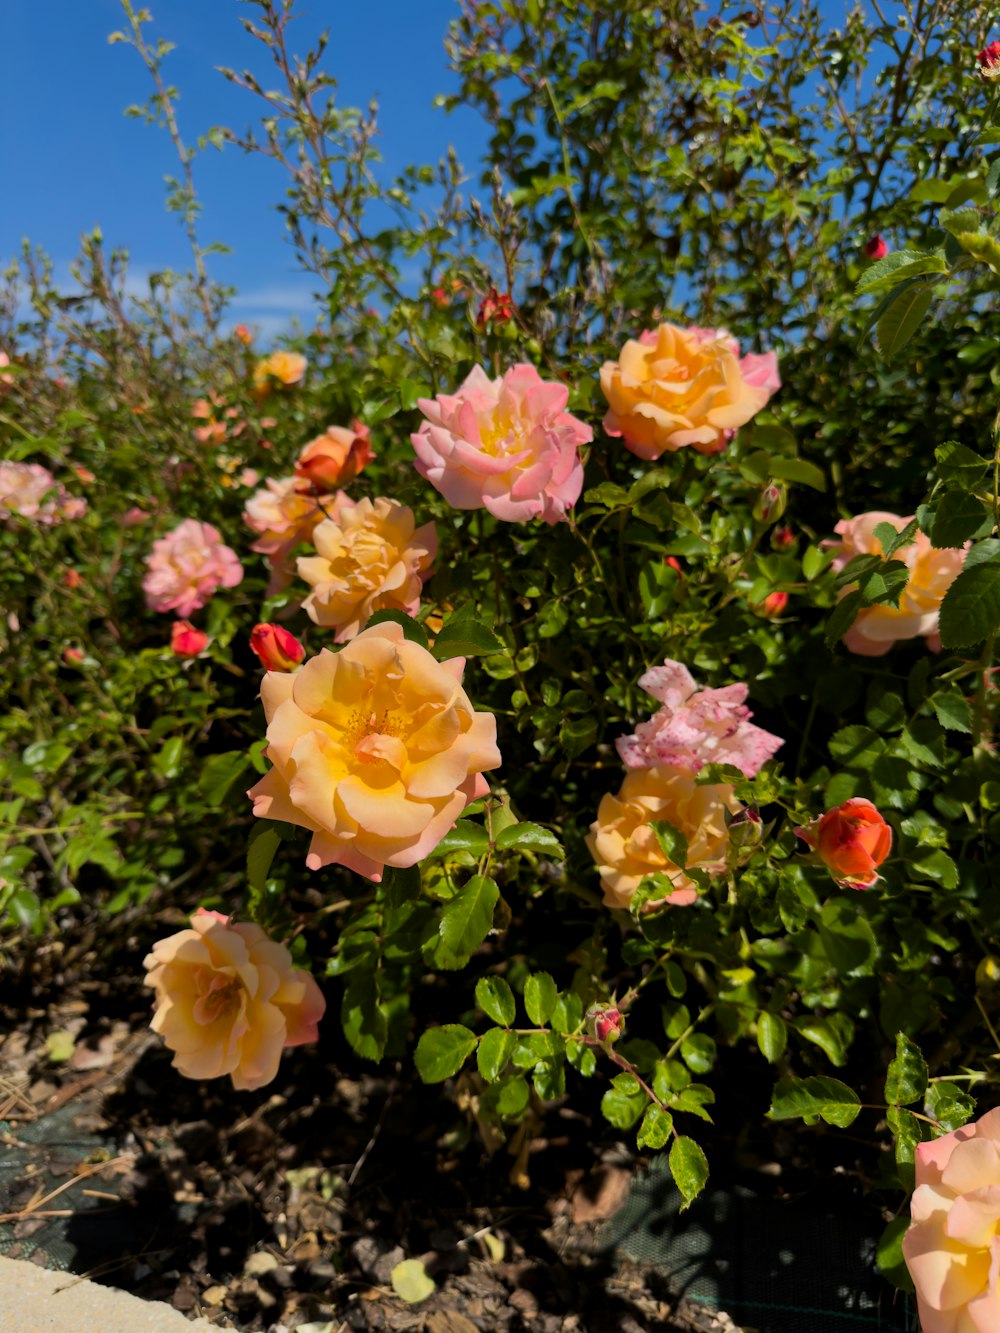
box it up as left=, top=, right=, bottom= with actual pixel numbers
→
left=0, top=906, right=742, bottom=1333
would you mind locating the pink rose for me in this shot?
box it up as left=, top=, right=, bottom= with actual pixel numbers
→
left=243, top=477, right=347, bottom=594
left=827, top=511, right=964, bottom=656
left=143, top=518, right=243, bottom=617
left=412, top=364, right=592, bottom=524
left=616, top=660, right=783, bottom=777
left=600, top=323, right=780, bottom=459
left=144, top=908, right=325, bottom=1091
left=903, top=1107, right=1000, bottom=1332
left=0, top=462, right=87, bottom=526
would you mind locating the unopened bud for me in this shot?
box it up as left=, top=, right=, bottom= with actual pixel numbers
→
left=727, top=806, right=763, bottom=852
left=865, top=235, right=888, bottom=261
left=753, top=480, right=787, bottom=526
left=250, top=623, right=305, bottom=672
left=755, top=590, right=788, bottom=618
left=62, top=646, right=84, bottom=666
left=587, top=1004, right=625, bottom=1045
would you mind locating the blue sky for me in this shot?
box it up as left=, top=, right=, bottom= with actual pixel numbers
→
left=0, top=0, right=489, bottom=337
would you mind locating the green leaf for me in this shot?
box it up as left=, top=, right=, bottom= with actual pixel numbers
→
left=433, top=819, right=490, bottom=857
left=825, top=590, right=864, bottom=648
left=153, top=736, right=185, bottom=780
left=476, top=975, right=516, bottom=1027
left=477, top=1027, right=517, bottom=1082
left=439, top=875, right=499, bottom=960
left=495, top=821, right=565, bottom=857
left=651, top=820, right=688, bottom=868
left=391, top=1259, right=435, bottom=1304
left=583, top=482, right=629, bottom=508
left=794, top=1013, right=854, bottom=1066
left=872, top=519, right=918, bottom=558
left=877, top=1216, right=915, bottom=1293
left=939, top=559, right=1000, bottom=648
left=366, top=608, right=429, bottom=648
left=601, top=1085, right=647, bottom=1129
left=414, top=1024, right=478, bottom=1083
left=636, top=1105, right=674, bottom=1150
left=768, top=1075, right=861, bottom=1127
left=524, top=971, right=558, bottom=1026
left=495, top=1075, right=531, bottom=1117
left=887, top=1104, right=922, bottom=1192
left=930, top=491, right=990, bottom=549
left=559, top=715, right=598, bottom=758
left=247, top=821, right=282, bottom=891
left=342, top=974, right=388, bottom=1062
left=199, top=751, right=251, bottom=807
left=926, top=1081, right=976, bottom=1132
left=855, top=248, right=935, bottom=292
left=935, top=440, right=989, bottom=487
left=431, top=612, right=506, bottom=658
left=859, top=560, right=909, bottom=607
left=932, top=690, right=973, bottom=733
left=669, top=1136, right=709, bottom=1210
left=764, top=456, right=826, bottom=491
left=885, top=1032, right=928, bottom=1105
left=756, top=1011, right=787, bottom=1063
left=818, top=898, right=877, bottom=976
left=909, top=848, right=958, bottom=889
left=875, top=280, right=934, bottom=361
left=680, top=1033, right=716, bottom=1075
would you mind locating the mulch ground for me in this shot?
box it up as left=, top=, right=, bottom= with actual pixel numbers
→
left=0, top=908, right=741, bottom=1333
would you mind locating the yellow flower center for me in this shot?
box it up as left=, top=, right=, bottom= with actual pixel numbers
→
left=479, top=407, right=523, bottom=457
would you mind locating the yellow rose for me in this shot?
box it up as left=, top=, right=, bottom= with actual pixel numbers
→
left=297, top=496, right=437, bottom=642
left=586, top=765, right=739, bottom=909
left=253, top=350, right=307, bottom=396
left=600, top=323, right=780, bottom=459
left=247, top=622, right=502, bottom=880
left=144, top=908, right=325, bottom=1091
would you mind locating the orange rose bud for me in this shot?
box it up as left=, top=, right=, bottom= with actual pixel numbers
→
left=294, top=421, right=374, bottom=491
left=171, top=620, right=210, bottom=658
left=250, top=623, right=305, bottom=672
left=62, top=568, right=84, bottom=589
left=795, top=798, right=892, bottom=890
left=234, top=323, right=253, bottom=345
left=756, top=591, right=789, bottom=618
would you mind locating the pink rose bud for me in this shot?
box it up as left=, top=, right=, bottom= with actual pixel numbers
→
left=587, top=1004, right=625, bottom=1045
left=234, top=323, right=253, bottom=345
left=978, top=39, right=1000, bottom=79
left=865, top=235, right=888, bottom=260
left=728, top=806, right=763, bottom=852
left=756, top=590, right=789, bottom=618
left=795, top=798, right=892, bottom=890
left=753, top=481, right=787, bottom=525
left=250, top=622, right=305, bottom=672
left=171, top=620, right=210, bottom=658
left=63, top=647, right=84, bottom=666
left=476, top=286, right=514, bottom=329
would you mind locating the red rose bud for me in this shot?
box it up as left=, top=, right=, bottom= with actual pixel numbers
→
left=63, top=647, right=84, bottom=666
left=795, top=797, right=892, bottom=890
left=727, top=806, right=763, bottom=852
left=664, top=556, right=685, bottom=577
left=771, top=525, right=795, bottom=550
left=865, top=235, right=888, bottom=260
left=757, top=590, right=789, bottom=618
left=62, top=568, right=83, bottom=589
left=978, top=40, right=1000, bottom=79
left=753, top=480, right=787, bottom=525
left=587, top=1004, right=625, bottom=1045
left=250, top=623, right=305, bottom=672
left=431, top=287, right=449, bottom=308
left=476, top=286, right=514, bottom=329
left=171, top=620, right=210, bottom=658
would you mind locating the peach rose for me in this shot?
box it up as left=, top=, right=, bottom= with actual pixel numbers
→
left=297, top=496, right=437, bottom=642
left=142, top=518, right=243, bottom=617
left=412, top=364, right=592, bottom=523
left=903, top=1107, right=1000, bottom=1332
left=795, top=797, right=892, bottom=890
left=244, top=477, right=347, bottom=593
left=247, top=621, right=501, bottom=881
left=586, top=765, right=740, bottom=910
left=295, top=420, right=374, bottom=491
left=0, top=462, right=87, bottom=525
left=600, top=322, right=780, bottom=459
left=828, top=511, right=964, bottom=656
left=144, top=908, right=325, bottom=1091
left=253, top=350, right=307, bottom=396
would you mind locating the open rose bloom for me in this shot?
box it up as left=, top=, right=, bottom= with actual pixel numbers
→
left=297, top=497, right=436, bottom=641
left=903, top=1107, right=1000, bottom=1332
left=295, top=420, right=374, bottom=491
left=142, top=518, right=244, bottom=617
left=244, top=477, right=347, bottom=593
left=795, top=797, right=892, bottom=890
left=412, top=364, right=591, bottom=523
left=248, top=621, right=501, bottom=881
left=586, top=765, right=740, bottom=910
left=829, top=511, right=964, bottom=656
left=144, top=908, right=325, bottom=1091
left=616, top=660, right=783, bottom=777
left=600, top=323, right=780, bottom=459
left=0, top=462, right=87, bottom=525
left=253, top=350, right=307, bottom=396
